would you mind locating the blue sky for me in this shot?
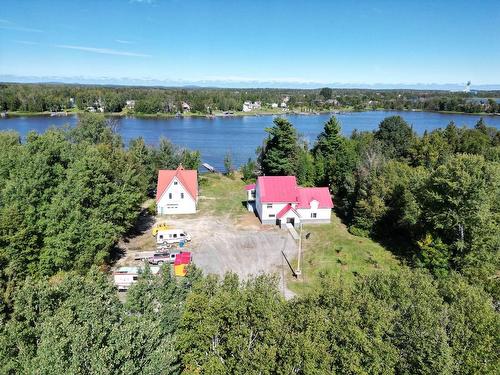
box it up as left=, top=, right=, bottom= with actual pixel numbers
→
left=1, top=0, right=499, bottom=88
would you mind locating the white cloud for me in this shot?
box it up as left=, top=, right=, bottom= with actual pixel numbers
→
left=0, top=24, right=43, bottom=33
left=55, top=44, right=151, bottom=57
left=115, top=39, right=134, bottom=44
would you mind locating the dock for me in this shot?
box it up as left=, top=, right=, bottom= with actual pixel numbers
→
left=202, top=162, right=217, bottom=173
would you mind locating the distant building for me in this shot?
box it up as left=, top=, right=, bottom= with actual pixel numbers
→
left=181, top=102, right=191, bottom=112
left=126, top=100, right=135, bottom=109
left=242, top=101, right=262, bottom=112
left=280, top=102, right=287, bottom=108
left=326, top=99, right=339, bottom=106
left=271, top=102, right=278, bottom=108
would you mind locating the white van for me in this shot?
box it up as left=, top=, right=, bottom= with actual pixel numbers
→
left=156, top=229, right=192, bottom=245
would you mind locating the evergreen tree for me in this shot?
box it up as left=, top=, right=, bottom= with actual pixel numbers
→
left=260, top=118, right=299, bottom=176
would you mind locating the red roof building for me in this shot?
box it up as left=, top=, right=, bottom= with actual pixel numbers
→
left=156, top=166, right=198, bottom=215
left=246, top=176, right=333, bottom=226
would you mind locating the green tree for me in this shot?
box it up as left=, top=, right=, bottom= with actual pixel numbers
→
left=374, top=115, right=415, bottom=159
left=260, top=118, right=299, bottom=176
left=223, top=151, right=233, bottom=176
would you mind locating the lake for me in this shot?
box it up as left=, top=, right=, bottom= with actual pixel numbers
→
left=1, top=111, right=499, bottom=170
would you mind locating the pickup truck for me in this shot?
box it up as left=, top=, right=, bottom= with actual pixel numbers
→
left=147, top=251, right=179, bottom=265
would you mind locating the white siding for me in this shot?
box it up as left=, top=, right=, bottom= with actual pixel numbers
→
left=296, top=207, right=331, bottom=222
left=157, top=176, right=196, bottom=215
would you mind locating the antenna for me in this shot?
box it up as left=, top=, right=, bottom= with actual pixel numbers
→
left=464, top=81, right=471, bottom=93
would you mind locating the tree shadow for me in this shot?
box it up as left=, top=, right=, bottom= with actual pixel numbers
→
left=108, top=207, right=156, bottom=265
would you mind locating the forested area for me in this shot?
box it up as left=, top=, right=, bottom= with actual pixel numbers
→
left=0, top=112, right=498, bottom=374
left=255, top=115, right=500, bottom=301
left=0, top=113, right=200, bottom=313
left=1, top=83, right=499, bottom=114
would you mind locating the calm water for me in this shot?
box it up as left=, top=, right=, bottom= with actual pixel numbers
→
left=1, top=111, right=499, bottom=170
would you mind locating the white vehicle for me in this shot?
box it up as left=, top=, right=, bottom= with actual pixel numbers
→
left=156, top=229, right=191, bottom=245
left=113, top=266, right=160, bottom=291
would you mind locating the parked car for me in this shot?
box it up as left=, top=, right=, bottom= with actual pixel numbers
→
left=156, top=229, right=191, bottom=245
left=147, top=251, right=180, bottom=265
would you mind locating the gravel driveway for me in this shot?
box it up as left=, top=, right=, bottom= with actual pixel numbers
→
left=118, top=212, right=298, bottom=298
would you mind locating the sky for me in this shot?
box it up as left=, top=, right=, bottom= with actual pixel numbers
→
left=1, top=0, right=500, bottom=88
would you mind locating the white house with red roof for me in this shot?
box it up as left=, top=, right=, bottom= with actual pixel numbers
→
left=245, top=176, right=333, bottom=227
left=156, top=166, right=198, bottom=215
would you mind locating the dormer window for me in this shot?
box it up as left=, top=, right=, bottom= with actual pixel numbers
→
left=174, top=181, right=178, bottom=185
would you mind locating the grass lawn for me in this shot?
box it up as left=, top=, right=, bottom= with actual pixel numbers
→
left=198, top=173, right=249, bottom=218
left=288, top=214, right=403, bottom=295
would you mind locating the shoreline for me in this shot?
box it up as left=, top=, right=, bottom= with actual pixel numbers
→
left=1, top=108, right=499, bottom=119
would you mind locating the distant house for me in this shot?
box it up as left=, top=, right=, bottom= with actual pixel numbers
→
left=326, top=99, right=339, bottom=106
left=242, top=101, right=262, bottom=112
left=280, top=102, right=287, bottom=108
left=156, top=166, right=198, bottom=215
left=246, top=176, right=333, bottom=227
left=126, top=100, right=135, bottom=109
left=181, top=102, right=191, bottom=112
left=271, top=102, right=278, bottom=109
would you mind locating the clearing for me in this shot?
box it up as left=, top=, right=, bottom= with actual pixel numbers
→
left=287, top=215, right=402, bottom=295
left=116, top=173, right=402, bottom=298
left=116, top=174, right=298, bottom=298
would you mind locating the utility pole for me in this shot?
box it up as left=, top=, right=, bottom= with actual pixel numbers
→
left=296, top=223, right=302, bottom=278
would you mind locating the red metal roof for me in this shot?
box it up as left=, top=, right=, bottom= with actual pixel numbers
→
left=296, top=187, right=334, bottom=209
left=245, top=183, right=256, bottom=191
left=258, top=176, right=298, bottom=203
left=156, top=166, right=198, bottom=202
left=276, top=204, right=301, bottom=219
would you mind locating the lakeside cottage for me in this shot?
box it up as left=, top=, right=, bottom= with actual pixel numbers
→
left=246, top=176, right=333, bottom=228
left=156, top=166, right=198, bottom=215
left=242, top=101, right=261, bottom=112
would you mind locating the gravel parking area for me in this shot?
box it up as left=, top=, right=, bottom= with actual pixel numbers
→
left=117, top=211, right=298, bottom=298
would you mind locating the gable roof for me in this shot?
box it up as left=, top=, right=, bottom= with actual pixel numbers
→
left=297, top=187, right=334, bottom=209
left=258, top=176, right=298, bottom=203
left=245, top=183, right=256, bottom=191
left=156, top=166, right=198, bottom=202
left=277, top=204, right=301, bottom=219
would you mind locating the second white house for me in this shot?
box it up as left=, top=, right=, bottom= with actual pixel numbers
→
left=246, top=176, right=333, bottom=227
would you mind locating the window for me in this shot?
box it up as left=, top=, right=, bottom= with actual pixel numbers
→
left=169, top=193, right=172, bottom=199
left=267, top=204, right=273, bottom=209
left=269, top=214, right=275, bottom=218
left=132, top=276, right=138, bottom=281
left=181, top=193, right=184, bottom=199
left=311, top=213, right=317, bottom=219
left=174, top=181, right=178, bottom=185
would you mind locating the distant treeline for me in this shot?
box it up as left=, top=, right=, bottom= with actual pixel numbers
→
left=1, top=83, right=499, bottom=114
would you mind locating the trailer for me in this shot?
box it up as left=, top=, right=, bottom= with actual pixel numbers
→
left=113, top=266, right=160, bottom=291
